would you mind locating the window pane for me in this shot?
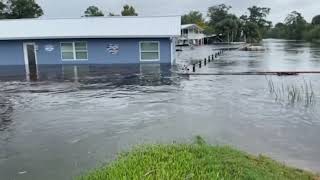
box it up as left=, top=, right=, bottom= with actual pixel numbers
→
left=76, top=52, right=88, bottom=59
left=61, top=43, right=73, bottom=52
left=141, top=52, right=159, bottom=60
left=141, top=42, right=159, bottom=51
left=75, top=42, right=87, bottom=51
left=62, top=52, right=74, bottom=59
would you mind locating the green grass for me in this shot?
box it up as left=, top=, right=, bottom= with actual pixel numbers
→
left=79, top=137, right=317, bottom=180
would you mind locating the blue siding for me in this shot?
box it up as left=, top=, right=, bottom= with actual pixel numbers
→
left=0, top=38, right=172, bottom=65
left=0, top=41, right=24, bottom=65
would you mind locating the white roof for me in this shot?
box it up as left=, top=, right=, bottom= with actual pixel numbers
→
left=181, top=24, right=203, bottom=31
left=0, top=16, right=181, bottom=40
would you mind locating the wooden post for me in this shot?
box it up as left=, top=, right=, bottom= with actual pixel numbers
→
left=212, top=54, right=214, bottom=60
left=193, top=64, right=196, bottom=72
left=199, top=61, right=202, bottom=68
left=204, top=58, right=207, bottom=66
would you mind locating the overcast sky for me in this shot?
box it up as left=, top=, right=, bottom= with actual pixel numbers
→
left=36, top=0, right=319, bottom=24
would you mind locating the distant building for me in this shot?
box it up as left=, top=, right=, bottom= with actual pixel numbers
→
left=0, top=16, right=181, bottom=74
left=178, top=24, right=205, bottom=46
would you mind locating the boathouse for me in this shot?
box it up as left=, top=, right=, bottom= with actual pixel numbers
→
left=0, top=16, right=181, bottom=69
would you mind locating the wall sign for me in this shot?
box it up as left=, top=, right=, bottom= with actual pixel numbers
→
left=107, top=44, right=119, bottom=55
left=44, top=44, right=55, bottom=52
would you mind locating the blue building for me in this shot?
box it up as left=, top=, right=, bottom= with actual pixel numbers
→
left=0, top=16, right=181, bottom=74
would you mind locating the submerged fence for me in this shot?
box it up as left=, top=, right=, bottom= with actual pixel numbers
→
left=182, top=49, right=227, bottom=74
left=179, top=48, right=320, bottom=76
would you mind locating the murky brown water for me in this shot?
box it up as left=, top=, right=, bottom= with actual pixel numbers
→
left=1, top=39, right=320, bottom=180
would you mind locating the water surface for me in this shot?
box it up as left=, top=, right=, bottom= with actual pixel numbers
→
left=1, top=39, right=320, bottom=180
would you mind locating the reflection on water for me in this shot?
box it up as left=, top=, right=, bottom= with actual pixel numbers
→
left=0, top=96, right=13, bottom=131
left=0, top=40, right=320, bottom=180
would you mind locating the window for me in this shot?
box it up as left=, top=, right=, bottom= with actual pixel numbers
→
left=140, top=41, right=160, bottom=61
left=61, top=42, right=88, bottom=60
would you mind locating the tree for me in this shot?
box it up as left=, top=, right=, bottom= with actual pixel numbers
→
left=121, top=4, right=138, bottom=16
left=266, top=23, right=287, bottom=39
left=6, top=0, right=43, bottom=19
left=207, top=4, right=231, bottom=26
left=284, top=11, right=307, bottom=40
left=242, top=21, right=261, bottom=43
left=181, top=11, right=205, bottom=28
left=304, top=26, right=320, bottom=42
left=0, top=1, right=6, bottom=19
left=244, top=6, right=271, bottom=37
left=247, top=6, right=271, bottom=27
left=216, top=17, right=238, bottom=42
left=84, top=6, right=104, bottom=17
left=206, top=4, right=244, bottom=42
left=312, top=15, right=320, bottom=25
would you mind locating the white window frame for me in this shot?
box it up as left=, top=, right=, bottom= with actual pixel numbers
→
left=60, top=41, right=88, bottom=61
left=139, top=41, right=160, bottom=62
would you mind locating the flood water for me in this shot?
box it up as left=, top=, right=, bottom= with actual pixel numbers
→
left=1, top=39, right=320, bottom=180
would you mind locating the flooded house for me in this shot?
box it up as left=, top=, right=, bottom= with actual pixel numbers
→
left=178, top=24, right=205, bottom=46
left=0, top=16, right=181, bottom=74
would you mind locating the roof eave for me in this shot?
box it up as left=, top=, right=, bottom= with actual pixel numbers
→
left=0, top=35, right=181, bottom=40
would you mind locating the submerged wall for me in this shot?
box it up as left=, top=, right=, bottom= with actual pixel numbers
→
left=0, top=38, right=173, bottom=65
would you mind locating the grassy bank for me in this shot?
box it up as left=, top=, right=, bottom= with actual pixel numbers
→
left=79, top=137, right=317, bottom=180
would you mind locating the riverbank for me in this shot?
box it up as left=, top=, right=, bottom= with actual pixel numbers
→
left=78, top=137, right=317, bottom=180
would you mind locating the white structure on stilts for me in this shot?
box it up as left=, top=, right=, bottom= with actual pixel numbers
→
left=178, top=24, right=205, bottom=46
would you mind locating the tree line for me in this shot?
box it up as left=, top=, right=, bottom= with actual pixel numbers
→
left=83, top=5, right=138, bottom=17
left=182, top=4, right=271, bottom=43
left=0, top=0, right=138, bottom=19
left=266, top=12, right=320, bottom=42
left=182, top=4, right=320, bottom=43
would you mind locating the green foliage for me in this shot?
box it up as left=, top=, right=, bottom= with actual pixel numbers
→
left=121, top=4, right=137, bottom=16
left=0, top=1, right=6, bottom=19
left=84, top=6, right=104, bottom=17
left=266, top=11, right=311, bottom=41
left=5, top=0, right=43, bottom=19
left=243, top=21, right=261, bottom=43
left=206, top=4, right=243, bottom=42
left=205, top=4, right=270, bottom=43
left=79, top=139, right=316, bottom=180
left=247, top=6, right=271, bottom=28
left=304, top=26, right=320, bottom=42
left=207, top=4, right=231, bottom=26
left=181, top=11, right=205, bottom=28
left=216, top=15, right=240, bottom=42
left=241, top=6, right=271, bottom=40
left=312, top=15, right=320, bottom=25
left=266, top=23, right=287, bottom=39
left=285, top=11, right=307, bottom=40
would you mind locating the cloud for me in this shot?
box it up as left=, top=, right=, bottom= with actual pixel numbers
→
left=36, top=0, right=319, bottom=23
